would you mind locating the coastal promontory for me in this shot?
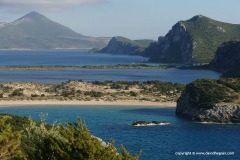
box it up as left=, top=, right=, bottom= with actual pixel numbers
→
left=208, top=41, right=240, bottom=78
left=144, top=15, right=240, bottom=64
left=98, top=36, right=154, bottom=55
left=176, top=79, right=240, bottom=123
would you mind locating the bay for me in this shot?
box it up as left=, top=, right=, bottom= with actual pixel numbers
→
left=0, top=69, right=220, bottom=84
left=0, top=106, right=239, bottom=160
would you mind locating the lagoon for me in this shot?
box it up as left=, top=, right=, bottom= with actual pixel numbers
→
left=0, top=68, right=220, bottom=84
left=0, top=50, right=147, bottom=66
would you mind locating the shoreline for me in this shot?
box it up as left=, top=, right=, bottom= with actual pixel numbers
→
left=0, top=100, right=176, bottom=107
left=0, top=64, right=176, bottom=70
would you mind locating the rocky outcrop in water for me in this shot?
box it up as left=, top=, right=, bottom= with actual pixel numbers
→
left=144, top=15, right=240, bottom=64
left=176, top=79, right=240, bottom=123
left=132, top=121, right=170, bottom=126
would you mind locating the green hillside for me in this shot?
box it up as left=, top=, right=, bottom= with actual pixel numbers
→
left=178, top=78, right=240, bottom=109
left=99, top=36, right=154, bottom=55
left=181, top=15, right=240, bottom=63
left=146, top=15, right=240, bottom=64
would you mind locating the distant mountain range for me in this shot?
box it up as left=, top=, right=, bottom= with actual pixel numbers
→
left=144, top=15, right=240, bottom=64
left=0, top=11, right=110, bottom=50
left=98, top=36, right=155, bottom=55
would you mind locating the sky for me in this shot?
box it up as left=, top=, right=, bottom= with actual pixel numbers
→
left=0, top=0, right=239, bottom=40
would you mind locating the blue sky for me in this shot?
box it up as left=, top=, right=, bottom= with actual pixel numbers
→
left=0, top=0, right=239, bottom=40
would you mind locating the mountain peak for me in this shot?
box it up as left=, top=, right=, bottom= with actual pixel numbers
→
left=25, top=11, right=45, bottom=18
left=188, top=15, right=209, bottom=22
left=12, top=11, right=48, bottom=24
left=21, top=11, right=47, bottom=20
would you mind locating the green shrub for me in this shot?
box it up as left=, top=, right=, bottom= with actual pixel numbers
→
left=185, top=79, right=240, bottom=109
left=31, top=94, right=39, bottom=98
left=10, top=89, right=24, bottom=97
left=0, top=114, right=141, bottom=160
left=130, top=91, right=138, bottom=97
left=0, top=116, right=23, bottom=159
left=84, top=91, right=103, bottom=97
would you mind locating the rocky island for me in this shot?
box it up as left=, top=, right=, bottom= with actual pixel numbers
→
left=176, top=79, right=240, bottom=123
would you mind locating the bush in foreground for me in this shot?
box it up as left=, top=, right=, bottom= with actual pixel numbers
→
left=0, top=114, right=141, bottom=160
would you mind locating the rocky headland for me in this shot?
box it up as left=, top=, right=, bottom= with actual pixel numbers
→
left=144, top=15, right=240, bottom=64
left=98, top=36, right=154, bottom=55
left=208, top=41, right=240, bottom=78
left=176, top=79, right=240, bottom=123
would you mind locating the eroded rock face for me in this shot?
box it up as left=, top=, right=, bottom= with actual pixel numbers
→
left=177, top=103, right=240, bottom=123
left=176, top=90, right=240, bottom=123
left=209, top=41, right=240, bottom=71
left=147, top=22, right=193, bottom=64
left=176, top=79, right=240, bottom=123
left=145, top=15, right=240, bottom=64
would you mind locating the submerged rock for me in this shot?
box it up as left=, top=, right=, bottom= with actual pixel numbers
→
left=132, top=121, right=170, bottom=126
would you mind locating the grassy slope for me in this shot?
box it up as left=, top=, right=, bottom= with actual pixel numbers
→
left=181, top=15, right=240, bottom=63
left=114, top=36, right=154, bottom=52
left=182, top=78, right=240, bottom=109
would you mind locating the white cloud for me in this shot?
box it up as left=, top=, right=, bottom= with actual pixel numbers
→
left=0, top=0, right=106, bottom=11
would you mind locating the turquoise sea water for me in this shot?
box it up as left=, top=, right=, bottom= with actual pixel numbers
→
left=0, top=106, right=239, bottom=160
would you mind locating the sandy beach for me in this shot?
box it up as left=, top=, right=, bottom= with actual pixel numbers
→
left=0, top=100, right=176, bottom=107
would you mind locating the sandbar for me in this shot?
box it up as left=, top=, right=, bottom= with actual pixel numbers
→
left=0, top=100, right=176, bottom=107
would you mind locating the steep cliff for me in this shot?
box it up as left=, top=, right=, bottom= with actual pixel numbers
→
left=145, top=15, right=240, bottom=64
left=209, top=41, right=240, bottom=71
left=99, top=36, right=154, bottom=55
left=176, top=79, right=240, bottom=123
